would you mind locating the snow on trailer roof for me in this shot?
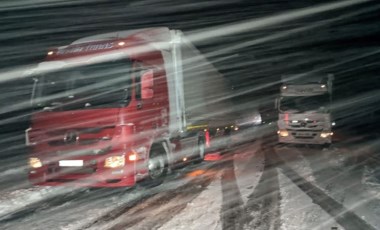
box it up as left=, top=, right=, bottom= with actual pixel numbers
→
left=71, top=27, right=172, bottom=45
left=45, top=28, right=173, bottom=63
left=281, top=74, right=332, bottom=84
left=280, top=84, right=329, bottom=97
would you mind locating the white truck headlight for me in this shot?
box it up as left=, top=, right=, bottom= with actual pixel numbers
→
left=277, top=130, right=289, bottom=137
left=320, top=132, right=333, bottom=138
left=104, top=156, right=125, bottom=168
left=29, top=157, right=42, bottom=168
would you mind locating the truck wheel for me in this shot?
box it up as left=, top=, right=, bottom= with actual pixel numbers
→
left=148, top=151, right=167, bottom=179
left=141, top=147, right=168, bottom=187
left=194, top=139, right=205, bottom=163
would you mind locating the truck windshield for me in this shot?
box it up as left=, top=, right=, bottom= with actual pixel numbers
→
left=33, top=59, right=132, bottom=110
left=279, top=95, right=330, bottom=113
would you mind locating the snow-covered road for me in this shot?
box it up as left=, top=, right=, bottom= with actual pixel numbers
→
left=1, top=137, right=379, bottom=230
left=275, top=144, right=380, bottom=230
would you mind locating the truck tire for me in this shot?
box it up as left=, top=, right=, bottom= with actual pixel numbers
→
left=141, top=146, right=168, bottom=187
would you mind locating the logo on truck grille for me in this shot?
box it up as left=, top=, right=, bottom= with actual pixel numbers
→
left=64, top=131, right=78, bottom=144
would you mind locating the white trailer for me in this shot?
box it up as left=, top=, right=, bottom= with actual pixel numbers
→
left=164, top=29, right=236, bottom=134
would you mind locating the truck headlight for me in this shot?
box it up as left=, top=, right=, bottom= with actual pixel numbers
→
left=104, top=156, right=125, bottom=168
left=29, top=157, right=42, bottom=168
left=277, top=130, right=289, bottom=137
left=320, top=132, right=333, bottom=138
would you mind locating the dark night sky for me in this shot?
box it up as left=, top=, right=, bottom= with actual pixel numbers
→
left=0, top=0, right=380, bottom=130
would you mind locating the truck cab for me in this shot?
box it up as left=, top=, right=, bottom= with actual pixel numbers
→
left=26, top=34, right=171, bottom=187
left=276, top=74, right=334, bottom=145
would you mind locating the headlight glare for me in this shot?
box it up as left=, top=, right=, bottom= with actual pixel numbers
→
left=29, top=157, right=42, bottom=168
left=128, top=153, right=137, bottom=161
left=277, top=130, right=289, bottom=137
left=320, top=132, right=333, bottom=138
left=104, top=156, right=125, bottom=168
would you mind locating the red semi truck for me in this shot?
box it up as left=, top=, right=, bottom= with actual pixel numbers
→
left=25, top=27, right=236, bottom=187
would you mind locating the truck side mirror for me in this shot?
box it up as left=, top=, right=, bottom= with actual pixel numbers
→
left=141, top=70, right=154, bottom=99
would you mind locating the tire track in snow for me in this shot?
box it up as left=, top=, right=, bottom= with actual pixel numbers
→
left=81, top=161, right=226, bottom=230
left=233, top=140, right=264, bottom=205
left=241, top=142, right=281, bottom=230
left=111, top=142, right=258, bottom=230
left=301, top=145, right=380, bottom=229
left=219, top=140, right=280, bottom=230
left=0, top=188, right=87, bottom=224
left=274, top=146, right=377, bottom=230
left=108, top=172, right=218, bottom=230
left=220, top=158, right=245, bottom=230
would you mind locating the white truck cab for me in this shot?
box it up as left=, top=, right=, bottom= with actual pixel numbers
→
left=276, top=74, right=334, bottom=145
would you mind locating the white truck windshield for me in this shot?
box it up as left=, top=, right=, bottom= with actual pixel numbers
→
left=279, top=95, right=330, bottom=113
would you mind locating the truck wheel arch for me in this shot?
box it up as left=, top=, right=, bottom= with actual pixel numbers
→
left=149, top=141, right=170, bottom=168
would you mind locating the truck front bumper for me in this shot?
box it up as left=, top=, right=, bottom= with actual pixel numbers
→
left=278, top=130, right=332, bottom=145
left=28, top=163, right=137, bottom=188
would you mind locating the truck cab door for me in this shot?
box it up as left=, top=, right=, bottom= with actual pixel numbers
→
left=132, top=62, right=155, bottom=132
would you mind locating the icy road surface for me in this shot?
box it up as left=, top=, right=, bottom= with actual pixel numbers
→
left=0, top=137, right=379, bottom=230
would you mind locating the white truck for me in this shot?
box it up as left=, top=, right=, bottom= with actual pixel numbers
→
left=276, top=74, right=334, bottom=146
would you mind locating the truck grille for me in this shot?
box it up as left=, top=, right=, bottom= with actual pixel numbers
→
left=53, top=167, right=96, bottom=174
left=46, top=127, right=113, bottom=146
left=48, top=139, right=100, bottom=146
left=48, top=167, right=96, bottom=175
left=294, top=135, right=315, bottom=139
left=289, top=120, right=319, bottom=128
